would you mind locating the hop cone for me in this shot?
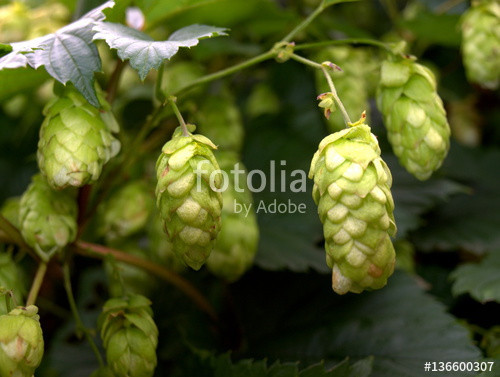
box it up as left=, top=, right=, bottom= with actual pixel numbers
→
left=0, top=196, right=20, bottom=228
left=206, top=151, right=259, bottom=282
left=156, top=125, right=223, bottom=270
left=195, top=94, right=244, bottom=152
left=0, top=252, right=26, bottom=315
left=314, top=47, right=371, bottom=132
left=309, top=119, right=396, bottom=294
left=376, top=57, right=451, bottom=180
left=99, top=294, right=158, bottom=377
left=0, top=305, right=44, bottom=377
left=147, top=213, right=185, bottom=271
left=461, top=0, right=500, bottom=89
left=19, top=174, right=77, bottom=261
left=98, top=181, right=155, bottom=241
left=37, top=85, right=120, bottom=189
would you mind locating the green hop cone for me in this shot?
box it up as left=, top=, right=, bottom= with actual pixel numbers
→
left=206, top=151, right=259, bottom=282
left=99, top=294, right=158, bottom=377
left=195, top=94, right=245, bottom=152
left=314, top=47, right=371, bottom=132
left=98, top=181, right=155, bottom=242
left=19, top=174, right=77, bottom=261
left=0, top=305, right=44, bottom=377
left=155, top=125, right=223, bottom=270
left=147, top=212, right=185, bottom=271
left=376, top=57, right=451, bottom=180
left=37, top=84, right=120, bottom=189
left=0, top=252, right=26, bottom=315
left=461, top=0, right=500, bottom=89
left=0, top=196, right=20, bottom=228
left=309, top=118, right=397, bottom=294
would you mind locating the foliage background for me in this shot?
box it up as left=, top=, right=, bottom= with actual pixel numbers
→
left=0, top=0, right=499, bottom=376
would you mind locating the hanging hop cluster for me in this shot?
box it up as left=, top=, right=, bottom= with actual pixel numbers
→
left=206, top=151, right=259, bottom=282
left=99, top=294, right=158, bottom=377
left=461, top=0, right=500, bottom=89
left=376, top=57, right=451, bottom=180
left=0, top=305, right=44, bottom=377
left=309, top=118, right=396, bottom=294
left=156, top=125, right=223, bottom=270
left=314, top=46, right=372, bottom=131
left=19, top=174, right=78, bottom=261
left=37, top=84, right=120, bottom=189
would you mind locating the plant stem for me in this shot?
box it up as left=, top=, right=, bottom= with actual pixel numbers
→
left=281, top=0, right=325, bottom=42
left=155, top=62, right=166, bottom=103
left=295, top=38, right=395, bottom=53
left=435, top=0, right=465, bottom=14
left=321, top=65, right=352, bottom=125
left=74, top=240, right=218, bottom=323
left=63, top=263, right=104, bottom=368
left=0, top=214, right=39, bottom=261
left=26, top=262, right=47, bottom=306
left=290, top=53, right=323, bottom=69
left=106, top=59, right=127, bottom=104
left=168, top=96, right=189, bottom=136
left=174, top=51, right=275, bottom=97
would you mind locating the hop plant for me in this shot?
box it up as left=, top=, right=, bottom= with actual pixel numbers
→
left=147, top=212, right=185, bottom=271
left=314, top=47, right=371, bottom=132
left=0, top=252, right=26, bottom=315
left=195, top=94, right=245, bottom=152
left=376, top=57, right=451, bottom=180
left=206, top=151, right=259, bottom=282
left=0, top=196, right=20, bottom=228
left=156, top=125, right=223, bottom=270
left=461, top=0, right=500, bottom=89
left=0, top=305, right=44, bottom=377
left=37, top=84, right=120, bottom=189
left=99, top=294, right=158, bottom=377
left=309, top=117, right=397, bottom=294
left=98, top=181, right=155, bottom=242
left=19, top=174, right=78, bottom=261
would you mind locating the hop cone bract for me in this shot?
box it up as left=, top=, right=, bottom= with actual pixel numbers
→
left=0, top=252, right=26, bottom=315
left=0, top=305, right=44, bottom=377
left=376, top=57, right=451, bottom=180
left=461, top=0, right=500, bottom=89
left=314, top=47, right=371, bottom=132
left=37, top=85, right=120, bottom=189
left=309, top=120, right=396, bottom=294
left=99, top=295, right=158, bottom=377
left=98, top=181, right=155, bottom=241
left=19, top=174, right=77, bottom=261
left=156, top=125, right=223, bottom=270
left=206, top=151, right=259, bottom=282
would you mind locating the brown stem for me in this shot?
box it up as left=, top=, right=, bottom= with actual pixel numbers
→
left=73, top=240, right=218, bottom=323
left=106, top=60, right=127, bottom=104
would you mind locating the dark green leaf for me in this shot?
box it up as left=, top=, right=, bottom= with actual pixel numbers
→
left=0, top=1, right=114, bottom=107
left=451, top=251, right=500, bottom=303
left=399, top=11, right=461, bottom=47
left=93, top=22, right=227, bottom=80
left=233, top=271, right=481, bottom=377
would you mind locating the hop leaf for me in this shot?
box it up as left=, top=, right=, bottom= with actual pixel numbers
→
left=37, top=84, right=120, bottom=189
left=461, top=0, right=500, bottom=89
left=19, top=174, right=78, bottom=261
left=155, top=125, right=223, bottom=270
left=376, top=57, right=451, bottom=180
left=309, top=120, right=397, bottom=294
left=206, top=151, right=259, bottom=282
left=98, top=294, right=158, bottom=377
left=0, top=305, right=44, bottom=377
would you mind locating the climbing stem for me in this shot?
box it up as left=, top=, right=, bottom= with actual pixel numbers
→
left=321, top=65, right=352, bottom=125
left=168, top=96, right=189, bottom=136
left=281, top=0, right=326, bottom=43
left=26, top=262, right=47, bottom=306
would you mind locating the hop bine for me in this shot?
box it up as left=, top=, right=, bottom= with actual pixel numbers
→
left=37, top=84, right=120, bottom=189
left=155, top=125, right=223, bottom=270
left=19, top=174, right=77, bottom=261
left=376, top=56, right=451, bottom=180
left=98, top=294, right=158, bottom=377
left=206, top=151, right=259, bottom=282
left=461, top=0, right=500, bottom=89
left=0, top=305, right=44, bottom=377
left=309, top=116, right=396, bottom=294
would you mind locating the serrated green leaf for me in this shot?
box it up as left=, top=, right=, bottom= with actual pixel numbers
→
left=233, top=271, right=481, bottom=377
left=93, top=22, right=227, bottom=80
left=451, top=251, right=500, bottom=303
left=0, top=1, right=114, bottom=107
